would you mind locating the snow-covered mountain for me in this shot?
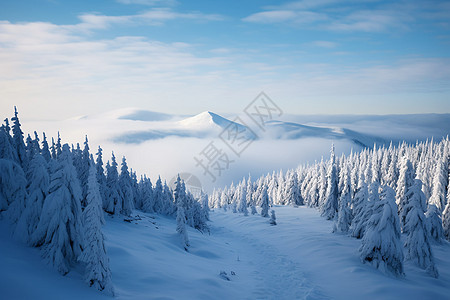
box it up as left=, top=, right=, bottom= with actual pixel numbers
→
left=108, top=109, right=386, bottom=148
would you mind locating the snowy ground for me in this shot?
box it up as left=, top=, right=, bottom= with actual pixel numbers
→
left=2, top=206, right=450, bottom=299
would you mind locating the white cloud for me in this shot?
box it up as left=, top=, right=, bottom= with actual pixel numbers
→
left=117, top=0, right=178, bottom=6
left=242, top=0, right=446, bottom=33
left=308, top=40, right=338, bottom=48
left=243, top=10, right=326, bottom=24
left=326, top=10, right=411, bottom=32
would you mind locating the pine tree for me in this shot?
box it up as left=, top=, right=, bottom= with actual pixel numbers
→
left=11, top=106, right=28, bottom=169
left=321, top=144, right=339, bottom=220
left=141, top=175, right=155, bottom=213
left=443, top=189, right=450, bottom=241
left=41, top=132, right=51, bottom=162
left=0, top=124, right=17, bottom=161
left=174, top=175, right=189, bottom=250
left=396, top=158, right=415, bottom=230
left=119, top=156, right=134, bottom=216
left=105, top=153, right=121, bottom=215
left=403, top=179, right=439, bottom=278
left=14, top=153, right=49, bottom=245
left=260, top=185, right=269, bottom=218
left=200, top=192, right=210, bottom=221
left=0, top=159, right=27, bottom=224
left=237, top=184, right=248, bottom=216
left=163, top=181, right=176, bottom=216
left=333, top=165, right=352, bottom=233
left=349, top=173, right=370, bottom=239
left=78, top=163, right=115, bottom=295
left=153, top=176, right=164, bottom=213
left=429, top=159, right=447, bottom=212
left=285, top=170, right=303, bottom=206
left=32, top=144, right=84, bottom=275
left=78, top=136, right=91, bottom=208
left=425, top=204, right=444, bottom=243
left=270, top=210, right=277, bottom=225
left=95, top=146, right=107, bottom=205
left=359, top=186, right=404, bottom=277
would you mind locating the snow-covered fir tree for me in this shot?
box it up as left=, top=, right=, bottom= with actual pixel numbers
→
left=14, top=153, right=49, bottom=245
left=396, top=158, right=415, bottom=230
left=426, top=204, right=444, bottom=243
left=321, top=144, right=339, bottom=220
left=119, top=156, right=134, bottom=216
left=429, top=159, right=447, bottom=212
left=359, top=185, right=404, bottom=277
left=104, top=153, right=121, bottom=215
left=32, top=144, right=84, bottom=275
left=270, top=209, right=277, bottom=225
left=78, top=163, right=115, bottom=295
left=260, top=185, right=270, bottom=218
left=333, top=164, right=352, bottom=233
left=174, top=175, right=189, bottom=250
left=403, top=179, right=439, bottom=278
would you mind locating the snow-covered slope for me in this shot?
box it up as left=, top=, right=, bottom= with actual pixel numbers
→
left=2, top=206, right=450, bottom=299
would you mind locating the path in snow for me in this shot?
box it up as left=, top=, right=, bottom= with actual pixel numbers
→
left=210, top=206, right=450, bottom=300
left=210, top=210, right=329, bottom=300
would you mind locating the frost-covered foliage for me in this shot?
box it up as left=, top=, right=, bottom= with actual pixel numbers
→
left=0, top=158, right=27, bottom=225
left=14, top=153, right=49, bottom=244
left=321, top=144, right=339, bottom=220
left=260, top=186, right=270, bottom=218
left=174, top=175, right=189, bottom=250
left=79, top=164, right=114, bottom=295
left=32, top=144, right=84, bottom=275
left=426, top=204, right=444, bottom=243
left=270, top=210, right=277, bottom=225
left=403, top=179, right=438, bottom=278
left=119, top=156, right=134, bottom=216
left=105, top=153, right=121, bottom=214
left=359, top=186, right=404, bottom=277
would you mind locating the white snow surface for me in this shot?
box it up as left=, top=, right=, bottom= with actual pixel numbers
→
left=2, top=206, right=450, bottom=299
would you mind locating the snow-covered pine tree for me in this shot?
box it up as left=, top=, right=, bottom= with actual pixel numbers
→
left=200, top=191, right=210, bottom=221
left=0, top=159, right=27, bottom=223
left=396, top=157, right=415, bottom=230
left=429, top=159, right=447, bottom=212
left=0, top=124, right=17, bottom=161
left=285, top=170, right=303, bottom=206
left=237, top=183, right=248, bottom=216
left=153, top=176, right=164, bottom=214
left=270, top=209, right=277, bottom=225
left=443, top=188, right=450, bottom=241
left=403, top=179, right=439, bottom=278
left=130, top=170, right=140, bottom=209
left=11, top=107, right=28, bottom=169
left=163, top=181, right=176, bottom=216
left=333, top=164, right=352, bottom=233
left=141, top=175, right=155, bottom=213
left=349, top=177, right=370, bottom=239
left=95, top=146, right=107, bottom=205
left=426, top=204, right=444, bottom=243
left=260, top=185, right=270, bottom=218
left=78, top=162, right=114, bottom=295
left=41, top=132, right=51, bottom=163
left=78, top=136, right=91, bottom=208
left=105, top=153, right=121, bottom=215
left=14, top=153, right=49, bottom=245
left=321, top=144, right=339, bottom=220
left=119, top=156, right=134, bottom=216
left=174, top=175, right=189, bottom=250
left=32, top=144, right=84, bottom=275
left=359, top=185, right=404, bottom=277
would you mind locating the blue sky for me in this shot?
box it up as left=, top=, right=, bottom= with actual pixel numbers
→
left=1, top=0, right=449, bottom=119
